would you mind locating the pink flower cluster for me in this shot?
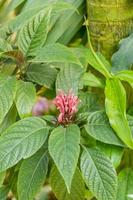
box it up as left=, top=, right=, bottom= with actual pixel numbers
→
left=54, top=90, right=79, bottom=125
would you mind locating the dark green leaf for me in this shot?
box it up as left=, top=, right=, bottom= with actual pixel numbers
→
left=56, top=63, right=84, bottom=95
left=85, top=111, right=125, bottom=147
left=81, top=147, right=117, bottom=200
left=0, top=186, right=9, bottom=200
left=50, top=166, right=85, bottom=200
left=32, top=43, right=82, bottom=67
left=18, top=149, right=49, bottom=200
left=26, top=63, right=58, bottom=89
left=15, top=80, right=36, bottom=118
left=18, top=8, right=51, bottom=56
left=49, top=124, right=80, bottom=192
left=0, top=117, right=49, bottom=172
left=0, top=75, right=16, bottom=124
left=112, top=33, right=133, bottom=72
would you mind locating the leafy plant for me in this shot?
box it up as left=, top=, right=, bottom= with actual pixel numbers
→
left=0, top=0, right=133, bottom=200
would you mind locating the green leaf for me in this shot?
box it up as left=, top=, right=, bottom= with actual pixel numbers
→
left=8, top=0, right=25, bottom=11
left=32, top=43, right=82, bottom=67
left=0, top=105, right=17, bottom=135
left=112, top=33, right=133, bottom=72
left=56, top=63, right=84, bottom=95
left=72, top=47, right=111, bottom=78
left=81, top=72, right=105, bottom=88
left=50, top=166, right=85, bottom=200
left=26, top=63, right=58, bottom=89
left=0, top=186, right=9, bottom=200
left=48, top=124, right=80, bottom=192
left=105, top=78, right=133, bottom=149
left=0, top=171, right=5, bottom=186
left=116, top=70, right=133, bottom=88
left=18, top=149, right=49, bottom=200
left=80, top=146, right=117, bottom=200
left=18, top=8, right=51, bottom=57
left=46, top=0, right=84, bottom=45
left=117, top=168, right=133, bottom=200
left=0, top=38, right=12, bottom=53
left=0, top=117, right=49, bottom=172
left=97, top=143, right=124, bottom=168
left=85, top=111, right=125, bottom=147
left=0, top=75, right=16, bottom=124
left=15, top=80, right=36, bottom=118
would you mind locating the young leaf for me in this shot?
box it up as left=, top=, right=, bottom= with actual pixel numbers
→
left=15, top=80, right=36, bottom=118
left=0, top=75, right=16, bottom=124
left=50, top=166, right=85, bottom=200
left=56, top=63, right=84, bottom=95
left=0, top=117, right=49, bottom=172
left=32, top=43, right=82, bottom=67
left=105, top=78, right=133, bottom=149
left=116, top=70, right=133, bottom=88
left=18, top=149, right=49, bottom=200
left=26, top=63, right=58, bottom=89
left=80, top=146, right=117, bottom=200
left=112, top=33, right=133, bottom=72
left=18, top=8, right=51, bottom=57
left=117, top=168, right=133, bottom=200
left=48, top=124, right=80, bottom=192
left=85, top=111, right=125, bottom=147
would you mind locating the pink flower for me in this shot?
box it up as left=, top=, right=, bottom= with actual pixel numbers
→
left=54, top=90, right=79, bottom=124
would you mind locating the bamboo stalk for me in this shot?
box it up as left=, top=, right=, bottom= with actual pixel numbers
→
left=87, top=0, right=133, bottom=59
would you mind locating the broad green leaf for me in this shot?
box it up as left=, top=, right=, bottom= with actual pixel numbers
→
left=56, top=63, right=84, bottom=95
left=15, top=80, right=36, bottom=118
left=105, top=78, right=133, bottom=149
left=9, top=7, right=45, bottom=31
left=116, top=70, right=133, bottom=88
left=0, top=105, right=17, bottom=135
left=26, top=63, right=58, bottom=89
left=18, top=8, right=51, bottom=57
left=117, top=168, right=133, bottom=200
left=0, top=117, right=49, bottom=172
left=72, top=47, right=111, bottom=78
left=33, top=43, right=82, bottom=67
left=18, top=149, right=49, bottom=200
left=97, top=143, right=124, bottom=168
left=0, top=186, right=9, bottom=200
left=50, top=166, right=85, bottom=200
left=49, top=124, right=80, bottom=192
left=0, top=75, right=16, bottom=124
left=112, top=33, right=133, bottom=72
left=10, top=2, right=76, bottom=32
left=81, top=72, right=105, bottom=88
left=0, top=38, right=12, bottom=53
left=85, top=111, right=125, bottom=147
left=46, top=0, right=84, bottom=45
left=80, top=147, right=117, bottom=200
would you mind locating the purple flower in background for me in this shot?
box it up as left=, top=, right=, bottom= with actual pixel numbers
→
left=54, top=90, right=79, bottom=125
left=32, top=97, right=49, bottom=116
